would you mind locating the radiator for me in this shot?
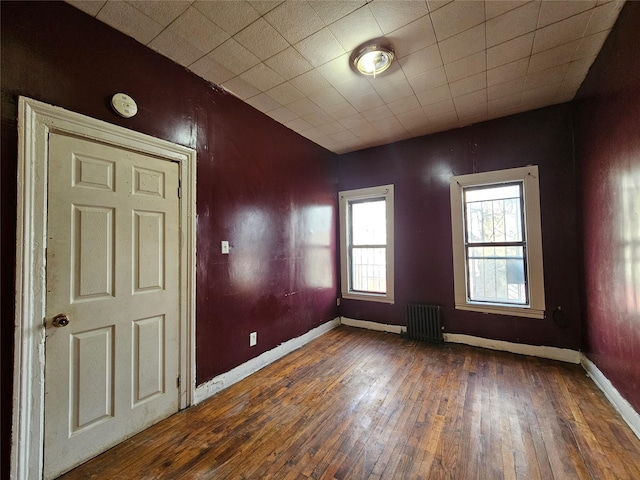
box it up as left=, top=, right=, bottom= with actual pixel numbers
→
left=406, top=304, right=443, bottom=344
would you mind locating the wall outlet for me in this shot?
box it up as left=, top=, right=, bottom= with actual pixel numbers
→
left=336, top=297, right=341, bottom=306
left=249, top=331, right=257, bottom=347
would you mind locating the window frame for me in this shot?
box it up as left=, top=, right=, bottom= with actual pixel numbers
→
left=450, top=166, right=545, bottom=319
left=339, top=184, right=394, bottom=304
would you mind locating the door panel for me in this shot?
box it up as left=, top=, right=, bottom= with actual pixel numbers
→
left=44, top=133, right=180, bottom=479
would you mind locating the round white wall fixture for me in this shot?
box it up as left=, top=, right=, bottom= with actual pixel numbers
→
left=111, top=93, right=138, bottom=118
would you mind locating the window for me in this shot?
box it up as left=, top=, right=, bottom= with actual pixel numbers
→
left=450, top=166, right=545, bottom=318
left=339, top=185, right=394, bottom=303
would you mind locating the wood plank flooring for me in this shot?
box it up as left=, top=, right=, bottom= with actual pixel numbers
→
left=60, top=326, right=640, bottom=479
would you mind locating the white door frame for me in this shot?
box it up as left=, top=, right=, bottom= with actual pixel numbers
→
left=11, top=97, right=197, bottom=479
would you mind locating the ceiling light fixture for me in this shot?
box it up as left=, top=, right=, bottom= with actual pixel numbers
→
left=353, top=44, right=395, bottom=78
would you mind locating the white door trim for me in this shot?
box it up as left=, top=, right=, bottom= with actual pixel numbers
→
left=11, top=97, right=197, bottom=480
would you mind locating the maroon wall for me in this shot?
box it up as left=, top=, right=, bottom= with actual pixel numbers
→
left=574, top=2, right=640, bottom=413
left=338, top=104, right=582, bottom=350
left=1, top=2, right=337, bottom=475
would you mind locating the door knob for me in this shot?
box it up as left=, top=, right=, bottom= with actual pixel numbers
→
left=52, top=313, right=70, bottom=328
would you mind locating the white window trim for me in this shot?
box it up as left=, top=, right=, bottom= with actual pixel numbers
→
left=339, top=184, right=394, bottom=304
left=450, top=166, right=545, bottom=319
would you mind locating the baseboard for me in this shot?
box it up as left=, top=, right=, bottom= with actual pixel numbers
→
left=194, top=318, right=340, bottom=404
left=340, top=317, right=403, bottom=334
left=443, top=333, right=582, bottom=363
left=581, top=355, right=640, bottom=440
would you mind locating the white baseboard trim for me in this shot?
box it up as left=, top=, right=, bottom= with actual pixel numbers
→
left=443, top=333, right=582, bottom=364
left=340, top=317, right=403, bottom=334
left=581, top=355, right=640, bottom=440
left=194, top=318, right=340, bottom=404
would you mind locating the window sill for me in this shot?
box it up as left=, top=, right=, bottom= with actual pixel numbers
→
left=342, top=292, right=394, bottom=304
left=455, top=302, right=545, bottom=319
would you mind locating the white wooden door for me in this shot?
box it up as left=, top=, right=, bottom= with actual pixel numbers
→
left=43, top=132, right=181, bottom=479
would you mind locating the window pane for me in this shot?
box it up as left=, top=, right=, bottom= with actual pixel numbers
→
left=467, top=246, right=526, bottom=304
left=352, top=200, right=386, bottom=245
left=465, top=184, right=522, bottom=243
left=351, top=247, right=386, bottom=293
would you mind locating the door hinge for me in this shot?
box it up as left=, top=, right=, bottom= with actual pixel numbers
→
left=178, top=179, right=182, bottom=199
left=176, top=376, right=181, bottom=389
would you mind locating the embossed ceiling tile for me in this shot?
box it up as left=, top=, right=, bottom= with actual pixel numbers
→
left=564, top=55, right=597, bottom=79
left=127, top=0, right=190, bottom=27
left=407, top=66, right=448, bottom=94
left=485, top=0, right=530, bottom=20
left=387, top=15, right=437, bottom=59
left=398, top=44, right=443, bottom=79
left=307, top=87, right=345, bottom=109
left=317, top=122, right=345, bottom=135
left=167, top=7, right=230, bottom=53
left=488, top=76, right=526, bottom=100
left=486, top=32, right=535, bottom=69
left=438, top=24, right=485, bottom=64
left=234, top=18, right=289, bottom=60
left=288, top=70, right=332, bottom=95
left=316, top=54, right=356, bottom=86
left=348, top=91, right=385, bottom=112
left=324, top=101, right=358, bottom=119
left=194, top=0, right=260, bottom=36
left=368, top=0, right=429, bottom=34
left=430, top=0, right=484, bottom=41
left=240, top=63, right=286, bottom=91
left=364, top=62, right=408, bottom=88
left=308, top=0, right=364, bottom=25
left=209, top=39, right=261, bottom=75
left=265, top=1, right=325, bottom=44
left=265, top=47, right=313, bottom=80
left=244, top=92, right=282, bottom=113
left=538, top=0, right=596, bottom=28
left=424, top=97, right=456, bottom=116
left=287, top=97, right=321, bottom=116
left=328, top=5, right=383, bottom=52
left=575, top=30, right=610, bottom=59
left=149, top=30, right=205, bottom=66
left=444, top=51, right=486, bottom=83
left=267, top=106, right=299, bottom=123
left=294, top=28, right=346, bottom=67
left=532, top=10, right=591, bottom=54
left=266, top=82, right=306, bottom=105
left=221, top=76, right=261, bottom=99
left=584, top=0, right=624, bottom=35
left=396, top=107, right=429, bottom=128
left=248, top=0, right=284, bottom=15
left=333, top=77, right=375, bottom=99
left=98, top=1, right=163, bottom=44
left=522, top=82, right=562, bottom=107
left=416, top=84, right=453, bottom=107
left=189, top=55, right=235, bottom=85
left=375, top=79, right=414, bottom=104
left=426, top=0, right=453, bottom=13
left=449, top=72, right=487, bottom=98
left=454, top=89, right=487, bottom=112
left=486, top=58, right=529, bottom=86
left=338, top=112, right=367, bottom=129
left=528, top=41, right=580, bottom=74
left=387, top=95, right=421, bottom=116
left=285, top=117, right=314, bottom=132
left=486, top=1, right=540, bottom=48
left=303, top=110, right=334, bottom=126
left=525, top=64, right=568, bottom=90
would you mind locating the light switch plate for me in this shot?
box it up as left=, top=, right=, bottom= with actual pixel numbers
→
left=221, top=241, right=229, bottom=254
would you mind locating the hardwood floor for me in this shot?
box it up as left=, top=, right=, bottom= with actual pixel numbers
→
left=60, top=326, right=640, bottom=479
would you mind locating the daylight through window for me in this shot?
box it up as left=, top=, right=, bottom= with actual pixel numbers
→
left=450, top=166, right=545, bottom=319
left=339, top=185, right=394, bottom=304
